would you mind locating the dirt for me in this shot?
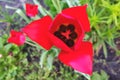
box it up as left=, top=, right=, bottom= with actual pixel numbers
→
left=94, top=42, right=120, bottom=80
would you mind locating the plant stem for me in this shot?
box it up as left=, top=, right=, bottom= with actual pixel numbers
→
left=25, top=41, right=36, bottom=47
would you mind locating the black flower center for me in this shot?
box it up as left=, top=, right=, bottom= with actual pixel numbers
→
left=54, top=24, right=78, bottom=47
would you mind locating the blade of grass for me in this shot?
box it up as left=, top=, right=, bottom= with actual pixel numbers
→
left=51, top=0, right=61, bottom=13
left=5, top=5, right=18, bottom=10
left=0, top=20, right=7, bottom=23
left=5, top=5, right=30, bottom=23
left=0, top=0, right=15, bottom=4
left=47, top=54, right=54, bottom=70
left=33, top=0, right=53, bottom=17
left=33, top=0, right=47, bottom=16
left=65, top=0, right=73, bottom=7
left=76, top=71, right=91, bottom=80
left=39, top=51, right=48, bottom=68
left=15, top=9, right=30, bottom=23
left=102, top=42, right=107, bottom=58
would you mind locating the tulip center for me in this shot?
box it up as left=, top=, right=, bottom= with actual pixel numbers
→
left=54, top=24, right=78, bottom=47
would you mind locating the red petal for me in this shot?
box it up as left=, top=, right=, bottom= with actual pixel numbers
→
left=22, top=16, right=53, bottom=50
left=49, top=14, right=84, bottom=51
left=58, top=42, right=93, bottom=75
left=8, top=30, right=26, bottom=46
left=48, top=32, right=72, bottom=52
left=26, top=3, right=38, bottom=17
left=62, top=5, right=90, bottom=32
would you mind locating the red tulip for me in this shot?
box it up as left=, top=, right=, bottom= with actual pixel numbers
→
left=25, top=3, right=38, bottom=17
left=22, top=16, right=53, bottom=50
left=58, top=42, right=93, bottom=75
left=8, top=30, right=26, bottom=46
left=22, top=5, right=93, bottom=75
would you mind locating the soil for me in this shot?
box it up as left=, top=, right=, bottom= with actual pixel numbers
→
left=0, top=0, right=120, bottom=80
left=94, top=42, right=120, bottom=80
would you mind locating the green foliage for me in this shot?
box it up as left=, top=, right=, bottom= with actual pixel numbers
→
left=91, top=70, right=109, bottom=80
left=40, top=47, right=59, bottom=70
left=0, top=34, right=27, bottom=80
left=64, top=0, right=81, bottom=7
left=0, top=5, right=25, bottom=33
left=44, top=0, right=62, bottom=17
left=0, top=34, right=88, bottom=80
left=84, top=0, right=120, bottom=57
left=0, top=6, right=16, bottom=23
left=15, top=9, right=31, bottom=23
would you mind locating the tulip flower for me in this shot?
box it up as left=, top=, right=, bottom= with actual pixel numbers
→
left=22, top=5, right=93, bottom=75
left=25, top=3, right=38, bottom=17
left=8, top=30, right=26, bottom=46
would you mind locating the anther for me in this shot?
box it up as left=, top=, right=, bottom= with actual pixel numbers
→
left=54, top=31, right=61, bottom=37
left=66, top=39, right=74, bottom=47
left=67, top=24, right=75, bottom=32
left=59, top=24, right=67, bottom=32
left=59, top=35, right=67, bottom=42
left=69, top=32, right=78, bottom=39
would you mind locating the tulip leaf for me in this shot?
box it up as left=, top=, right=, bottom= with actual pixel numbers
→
left=39, top=51, right=48, bottom=68
left=47, top=54, right=54, bottom=70
left=75, top=71, right=90, bottom=80
left=4, top=44, right=12, bottom=53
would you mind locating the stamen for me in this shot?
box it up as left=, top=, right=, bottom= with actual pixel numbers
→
left=69, top=32, right=78, bottom=39
left=54, top=24, right=78, bottom=47
left=66, top=39, right=74, bottom=47
left=59, top=24, right=66, bottom=32
left=59, top=35, right=67, bottom=42
left=54, top=31, right=61, bottom=37
left=67, top=24, right=75, bottom=32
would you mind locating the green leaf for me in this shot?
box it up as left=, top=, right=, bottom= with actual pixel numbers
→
left=102, top=43, right=108, bottom=58
left=91, top=72, right=101, bottom=80
left=65, top=0, right=73, bottom=7
left=47, top=54, right=54, bottom=70
left=51, top=0, right=62, bottom=13
left=76, top=71, right=91, bottom=80
left=91, top=70, right=109, bottom=80
left=39, top=51, right=48, bottom=68
left=33, top=0, right=48, bottom=16
left=116, top=50, right=120, bottom=56
left=5, top=5, right=18, bottom=10
left=51, top=47, right=59, bottom=57
left=11, top=44, right=20, bottom=54
left=101, top=70, right=109, bottom=80
left=4, top=44, right=12, bottom=53
left=15, top=9, right=30, bottom=23
left=0, top=37, right=4, bottom=48
left=0, top=0, right=15, bottom=4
